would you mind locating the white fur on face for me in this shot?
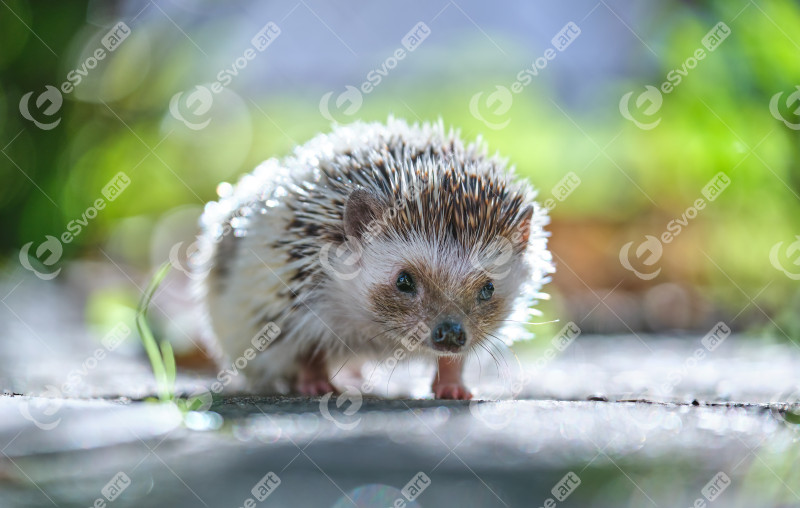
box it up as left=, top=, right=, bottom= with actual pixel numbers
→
left=320, top=230, right=531, bottom=354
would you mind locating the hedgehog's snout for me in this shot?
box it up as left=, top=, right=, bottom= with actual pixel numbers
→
left=431, top=319, right=467, bottom=352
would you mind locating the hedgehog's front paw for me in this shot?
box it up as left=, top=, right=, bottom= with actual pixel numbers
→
left=432, top=356, right=471, bottom=399
left=296, top=354, right=336, bottom=396
left=297, top=378, right=337, bottom=396
left=432, top=382, right=472, bottom=400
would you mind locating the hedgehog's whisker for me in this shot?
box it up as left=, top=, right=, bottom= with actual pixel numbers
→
left=477, top=342, right=501, bottom=376
left=385, top=349, right=403, bottom=395
left=368, top=325, right=407, bottom=364
left=498, top=319, right=560, bottom=326
left=366, top=326, right=404, bottom=344
left=329, top=357, right=352, bottom=382
left=473, top=347, right=482, bottom=387
left=478, top=328, right=509, bottom=352
left=366, top=325, right=414, bottom=391
left=485, top=339, right=511, bottom=384
left=475, top=328, right=513, bottom=379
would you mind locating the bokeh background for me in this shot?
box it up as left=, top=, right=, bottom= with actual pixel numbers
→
left=4, top=3, right=800, bottom=508
left=2, top=0, right=800, bottom=361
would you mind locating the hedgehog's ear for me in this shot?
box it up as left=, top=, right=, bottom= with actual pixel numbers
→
left=344, top=188, right=383, bottom=240
left=512, top=205, right=534, bottom=248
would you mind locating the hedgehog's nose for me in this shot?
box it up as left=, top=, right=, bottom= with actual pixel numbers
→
left=432, top=320, right=466, bottom=351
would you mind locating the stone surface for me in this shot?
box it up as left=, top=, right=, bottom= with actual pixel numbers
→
left=3, top=273, right=800, bottom=507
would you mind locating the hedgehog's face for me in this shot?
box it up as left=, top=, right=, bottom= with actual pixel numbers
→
left=341, top=188, right=533, bottom=357
left=362, top=254, right=523, bottom=355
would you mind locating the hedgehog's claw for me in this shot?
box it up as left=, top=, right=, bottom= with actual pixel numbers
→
left=432, top=382, right=473, bottom=400
left=297, top=378, right=337, bottom=397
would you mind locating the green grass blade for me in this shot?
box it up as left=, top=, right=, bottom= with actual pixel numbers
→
left=160, top=338, right=176, bottom=397
left=135, top=262, right=174, bottom=401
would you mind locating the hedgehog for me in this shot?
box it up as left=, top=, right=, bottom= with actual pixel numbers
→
left=192, top=117, right=553, bottom=399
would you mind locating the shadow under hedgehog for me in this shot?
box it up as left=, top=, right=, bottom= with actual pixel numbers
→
left=193, top=117, right=553, bottom=400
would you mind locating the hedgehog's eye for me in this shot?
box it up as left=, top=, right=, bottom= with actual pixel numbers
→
left=478, top=282, right=494, bottom=301
left=396, top=271, right=416, bottom=293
